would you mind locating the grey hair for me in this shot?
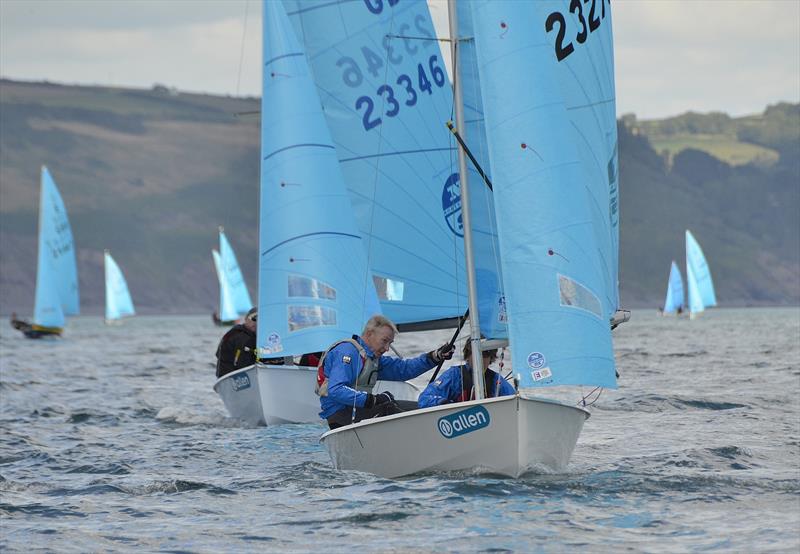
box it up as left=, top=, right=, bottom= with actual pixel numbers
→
left=362, top=314, right=398, bottom=336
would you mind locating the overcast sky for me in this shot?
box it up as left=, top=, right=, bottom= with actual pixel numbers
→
left=1, top=0, right=798, bottom=120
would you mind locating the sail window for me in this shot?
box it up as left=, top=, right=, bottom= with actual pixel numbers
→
left=558, top=274, right=602, bottom=319
left=373, top=276, right=404, bottom=301
left=288, top=306, right=337, bottom=331
left=288, top=275, right=336, bottom=300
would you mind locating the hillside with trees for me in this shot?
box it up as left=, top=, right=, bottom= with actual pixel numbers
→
left=0, top=79, right=797, bottom=314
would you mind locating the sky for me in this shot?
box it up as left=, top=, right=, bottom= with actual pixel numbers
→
left=0, top=0, right=798, bottom=120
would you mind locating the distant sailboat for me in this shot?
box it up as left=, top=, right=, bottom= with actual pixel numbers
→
left=211, top=227, right=253, bottom=326
left=10, top=166, right=79, bottom=338
left=662, top=260, right=685, bottom=315
left=104, top=250, right=135, bottom=324
left=685, top=229, right=717, bottom=318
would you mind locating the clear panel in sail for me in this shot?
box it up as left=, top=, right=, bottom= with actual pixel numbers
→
left=471, top=0, right=618, bottom=389
left=213, top=249, right=238, bottom=322
left=663, top=260, right=684, bottom=313
left=686, top=230, right=716, bottom=311
left=33, top=166, right=79, bottom=328
left=284, top=0, right=468, bottom=326
left=219, top=230, right=253, bottom=315
left=257, top=0, right=381, bottom=357
left=104, top=252, right=135, bottom=321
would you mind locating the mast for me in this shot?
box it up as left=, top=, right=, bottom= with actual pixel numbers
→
left=447, top=0, right=485, bottom=400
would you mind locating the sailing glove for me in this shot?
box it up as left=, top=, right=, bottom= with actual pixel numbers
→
left=429, top=343, right=456, bottom=364
left=365, top=391, right=395, bottom=409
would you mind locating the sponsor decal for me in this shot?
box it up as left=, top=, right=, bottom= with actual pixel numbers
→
left=437, top=405, right=490, bottom=439
left=497, top=295, right=507, bottom=323
left=527, top=351, right=545, bottom=369
left=441, top=173, right=463, bottom=237
left=532, top=367, right=553, bottom=382
left=266, top=332, right=283, bottom=354
left=232, top=373, right=251, bottom=391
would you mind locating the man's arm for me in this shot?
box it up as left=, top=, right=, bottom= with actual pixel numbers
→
left=418, top=367, right=459, bottom=408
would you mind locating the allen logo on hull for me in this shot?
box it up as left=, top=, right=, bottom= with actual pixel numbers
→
left=232, top=374, right=251, bottom=391
left=437, top=405, right=490, bottom=439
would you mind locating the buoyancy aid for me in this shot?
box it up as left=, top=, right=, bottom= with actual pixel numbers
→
left=458, top=365, right=500, bottom=403
left=315, top=337, right=380, bottom=397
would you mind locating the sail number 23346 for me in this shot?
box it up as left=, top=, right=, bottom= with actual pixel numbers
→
left=545, top=0, right=611, bottom=62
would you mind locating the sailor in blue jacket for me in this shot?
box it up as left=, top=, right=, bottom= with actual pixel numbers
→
left=418, top=341, right=515, bottom=408
left=316, top=315, right=455, bottom=429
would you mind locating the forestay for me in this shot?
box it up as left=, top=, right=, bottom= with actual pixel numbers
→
left=663, top=260, right=684, bottom=313
left=470, top=0, right=618, bottom=388
left=212, top=249, right=238, bottom=323
left=33, top=166, right=79, bottom=329
left=257, top=0, right=379, bottom=358
left=219, top=229, right=253, bottom=316
left=104, top=251, right=135, bottom=321
left=284, top=0, right=468, bottom=327
left=686, top=230, right=717, bottom=314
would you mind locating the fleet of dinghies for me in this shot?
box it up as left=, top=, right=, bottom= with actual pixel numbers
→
left=661, top=230, right=717, bottom=318
left=12, top=0, right=727, bottom=479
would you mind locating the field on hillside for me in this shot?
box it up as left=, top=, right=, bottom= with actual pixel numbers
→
left=649, top=133, right=779, bottom=167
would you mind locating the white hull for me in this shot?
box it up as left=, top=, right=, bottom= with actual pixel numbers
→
left=213, top=364, right=423, bottom=426
left=321, top=394, right=589, bottom=478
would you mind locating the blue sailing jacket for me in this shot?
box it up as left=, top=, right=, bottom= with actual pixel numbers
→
left=319, top=336, right=435, bottom=419
left=418, top=364, right=516, bottom=408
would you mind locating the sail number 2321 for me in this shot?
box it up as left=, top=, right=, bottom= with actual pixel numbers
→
left=545, top=0, right=610, bottom=62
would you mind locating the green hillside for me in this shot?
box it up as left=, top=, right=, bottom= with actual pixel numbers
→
left=0, top=79, right=798, bottom=314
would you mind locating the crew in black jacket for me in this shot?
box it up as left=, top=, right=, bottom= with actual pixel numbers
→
left=215, top=308, right=258, bottom=378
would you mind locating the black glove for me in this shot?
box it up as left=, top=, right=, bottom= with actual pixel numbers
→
left=429, top=343, right=455, bottom=364
left=364, top=391, right=395, bottom=409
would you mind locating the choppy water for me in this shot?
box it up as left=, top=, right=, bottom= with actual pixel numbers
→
left=1, top=308, right=799, bottom=552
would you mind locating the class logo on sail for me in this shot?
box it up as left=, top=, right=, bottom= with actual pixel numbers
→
left=441, top=173, right=463, bottom=237
left=437, top=405, right=490, bottom=439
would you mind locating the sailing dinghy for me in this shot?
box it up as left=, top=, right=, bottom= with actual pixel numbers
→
left=287, top=0, right=624, bottom=477
left=213, top=0, right=419, bottom=426
left=662, top=260, right=685, bottom=315
left=11, top=166, right=79, bottom=339
left=211, top=227, right=253, bottom=326
left=685, top=229, right=717, bottom=319
left=104, top=250, right=135, bottom=324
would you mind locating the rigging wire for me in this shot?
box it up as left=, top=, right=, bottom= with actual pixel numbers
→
left=235, top=0, right=250, bottom=98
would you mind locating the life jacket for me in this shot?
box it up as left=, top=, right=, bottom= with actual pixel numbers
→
left=315, top=336, right=379, bottom=397
left=458, top=365, right=500, bottom=402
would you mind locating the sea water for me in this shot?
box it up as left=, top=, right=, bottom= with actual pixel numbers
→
left=1, top=308, right=798, bottom=552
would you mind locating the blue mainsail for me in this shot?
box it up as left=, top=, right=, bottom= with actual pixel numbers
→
left=257, top=0, right=380, bottom=357
left=33, top=166, right=79, bottom=329
left=212, top=249, right=238, bottom=322
left=219, top=229, right=253, bottom=316
left=686, top=229, right=716, bottom=314
left=284, top=0, right=468, bottom=327
left=104, top=251, right=135, bottom=321
left=470, top=0, right=618, bottom=388
left=663, top=260, right=684, bottom=313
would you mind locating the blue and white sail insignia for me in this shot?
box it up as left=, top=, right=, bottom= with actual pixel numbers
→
left=663, top=260, right=684, bottom=313
left=33, top=166, right=79, bottom=329
left=219, top=229, right=253, bottom=316
left=257, top=0, right=380, bottom=357
left=104, top=251, right=135, bottom=321
left=284, top=0, right=468, bottom=327
left=686, top=230, right=716, bottom=314
left=471, top=0, right=618, bottom=388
